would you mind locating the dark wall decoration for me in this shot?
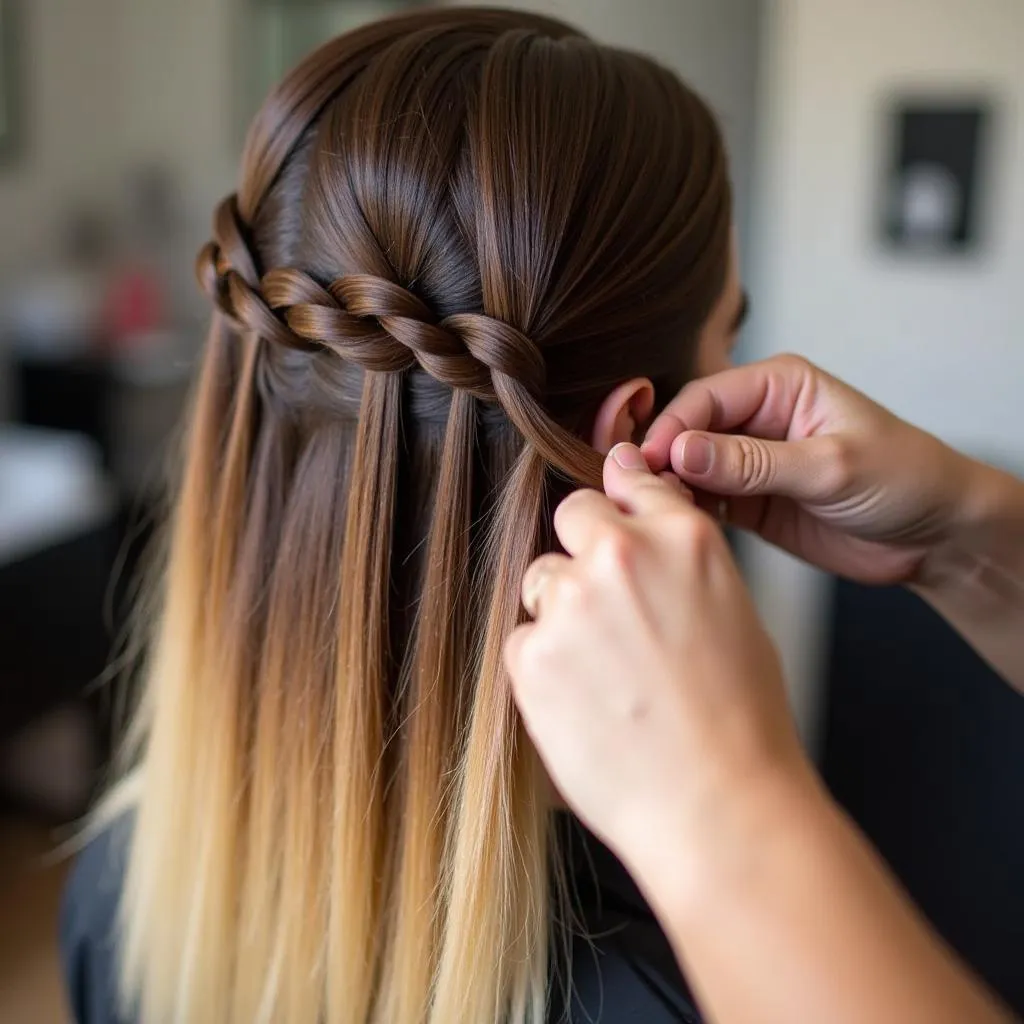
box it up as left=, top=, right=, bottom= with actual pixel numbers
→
left=881, top=96, right=994, bottom=254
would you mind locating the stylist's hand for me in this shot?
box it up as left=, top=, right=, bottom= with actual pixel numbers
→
left=643, top=355, right=977, bottom=584
left=506, top=444, right=810, bottom=888
left=510, top=443, right=1014, bottom=1024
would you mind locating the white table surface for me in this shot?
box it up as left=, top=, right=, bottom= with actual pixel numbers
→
left=0, top=426, right=117, bottom=566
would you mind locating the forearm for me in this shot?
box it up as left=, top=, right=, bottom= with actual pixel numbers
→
left=914, top=459, right=1024, bottom=691
left=630, top=768, right=1009, bottom=1024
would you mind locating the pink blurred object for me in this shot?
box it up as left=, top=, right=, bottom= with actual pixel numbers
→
left=103, top=264, right=165, bottom=347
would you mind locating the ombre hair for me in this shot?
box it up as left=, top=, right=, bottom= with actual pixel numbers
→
left=105, top=7, right=731, bottom=1023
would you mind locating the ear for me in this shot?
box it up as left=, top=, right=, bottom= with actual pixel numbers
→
left=591, top=378, right=656, bottom=455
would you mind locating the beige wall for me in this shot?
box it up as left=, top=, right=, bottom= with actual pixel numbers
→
left=116, top=0, right=237, bottom=263
left=0, top=0, right=124, bottom=274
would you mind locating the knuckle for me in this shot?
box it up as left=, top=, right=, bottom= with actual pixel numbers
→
left=777, top=352, right=813, bottom=374
left=556, top=488, right=588, bottom=515
left=555, top=487, right=599, bottom=519
left=552, top=489, right=589, bottom=533
left=504, top=628, right=532, bottom=681
left=548, top=568, right=589, bottom=612
left=511, top=629, right=552, bottom=685
left=589, top=526, right=640, bottom=579
left=817, top=435, right=858, bottom=494
left=668, top=509, right=720, bottom=558
left=736, top=436, right=776, bottom=491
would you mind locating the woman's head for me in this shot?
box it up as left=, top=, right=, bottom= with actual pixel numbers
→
left=202, top=7, right=738, bottom=467
left=116, top=8, right=737, bottom=1024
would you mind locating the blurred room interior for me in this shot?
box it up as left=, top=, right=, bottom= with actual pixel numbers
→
left=0, top=1, right=1020, bottom=1021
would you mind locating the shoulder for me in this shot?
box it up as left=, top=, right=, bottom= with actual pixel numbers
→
left=60, top=816, right=134, bottom=1024
left=556, top=815, right=703, bottom=1024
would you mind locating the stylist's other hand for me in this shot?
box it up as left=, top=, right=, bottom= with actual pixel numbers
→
left=643, top=355, right=977, bottom=585
left=506, top=444, right=809, bottom=889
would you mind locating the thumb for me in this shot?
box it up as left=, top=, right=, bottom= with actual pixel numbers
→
left=670, top=432, right=846, bottom=503
left=604, top=443, right=693, bottom=516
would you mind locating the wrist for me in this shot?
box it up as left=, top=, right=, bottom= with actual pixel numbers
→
left=915, top=455, right=1024, bottom=602
left=621, top=755, right=828, bottom=929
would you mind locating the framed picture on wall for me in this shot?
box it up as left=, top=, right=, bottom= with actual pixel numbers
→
left=0, top=0, right=23, bottom=162
left=880, top=95, right=994, bottom=255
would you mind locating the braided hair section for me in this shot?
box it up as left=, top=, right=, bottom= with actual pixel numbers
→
left=196, top=194, right=604, bottom=485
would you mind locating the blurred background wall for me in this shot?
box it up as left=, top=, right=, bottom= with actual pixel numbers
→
left=0, top=0, right=122, bottom=280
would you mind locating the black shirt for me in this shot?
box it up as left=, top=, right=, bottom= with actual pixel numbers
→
left=60, top=815, right=701, bottom=1023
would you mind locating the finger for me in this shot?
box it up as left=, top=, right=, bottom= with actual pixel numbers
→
left=503, top=623, right=534, bottom=689
left=671, top=431, right=847, bottom=503
left=641, top=412, right=686, bottom=471
left=692, top=489, right=768, bottom=533
left=553, top=488, right=624, bottom=556
left=642, top=355, right=819, bottom=468
left=658, top=471, right=696, bottom=503
left=521, top=553, right=572, bottom=619
left=604, top=443, right=697, bottom=518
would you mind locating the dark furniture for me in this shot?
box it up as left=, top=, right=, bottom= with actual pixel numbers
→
left=824, top=578, right=1024, bottom=1015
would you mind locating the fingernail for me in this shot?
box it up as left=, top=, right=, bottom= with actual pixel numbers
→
left=681, top=436, right=714, bottom=475
left=610, top=442, right=647, bottom=470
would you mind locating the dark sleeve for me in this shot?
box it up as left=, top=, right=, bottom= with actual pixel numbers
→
left=59, top=818, right=134, bottom=1024
left=555, top=815, right=703, bottom=1024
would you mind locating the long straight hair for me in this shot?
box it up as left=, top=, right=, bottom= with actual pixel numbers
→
left=105, top=7, right=731, bottom=1023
